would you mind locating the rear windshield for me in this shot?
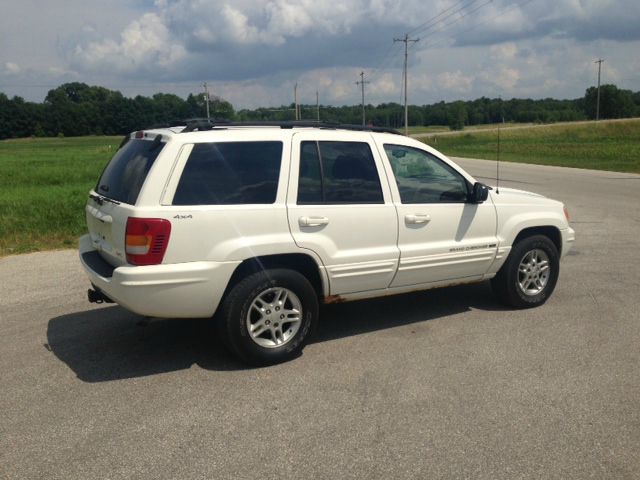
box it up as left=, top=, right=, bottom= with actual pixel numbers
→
left=96, top=137, right=165, bottom=204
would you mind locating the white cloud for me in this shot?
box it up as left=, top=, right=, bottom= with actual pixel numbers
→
left=370, top=72, right=401, bottom=97
left=73, top=12, right=186, bottom=74
left=4, top=62, right=21, bottom=75
left=490, top=42, right=518, bottom=60
left=488, top=66, right=520, bottom=91
left=1, top=0, right=639, bottom=106
left=437, top=71, right=473, bottom=93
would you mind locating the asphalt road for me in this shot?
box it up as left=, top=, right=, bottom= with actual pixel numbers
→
left=1, top=159, right=639, bottom=479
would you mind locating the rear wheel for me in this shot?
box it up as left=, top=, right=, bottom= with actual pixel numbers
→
left=491, top=235, right=560, bottom=308
left=218, top=269, right=318, bottom=365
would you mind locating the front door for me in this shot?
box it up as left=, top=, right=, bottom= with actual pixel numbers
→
left=376, top=142, right=498, bottom=288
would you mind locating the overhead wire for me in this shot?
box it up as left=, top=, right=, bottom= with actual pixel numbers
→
left=416, top=0, right=496, bottom=42
left=367, top=0, right=487, bottom=90
left=425, top=0, right=535, bottom=49
left=367, top=41, right=404, bottom=83
left=406, top=0, right=482, bottom=36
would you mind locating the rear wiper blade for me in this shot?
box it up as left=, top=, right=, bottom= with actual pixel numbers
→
left=89, top=192, right=121, bottom=206
left=101, top=196, right=121, bottom=205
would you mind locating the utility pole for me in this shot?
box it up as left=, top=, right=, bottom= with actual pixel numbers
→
left=203, top=82, right=210, bottom=121
left=594, top=58, right=604, bottom=121
left=355, top=71, right=370, bottom=126
left=294, top=83, right=299, bottom=121
left=394, top=34, right=419, bottom=135
left=316, top=90, right=320, bottom=122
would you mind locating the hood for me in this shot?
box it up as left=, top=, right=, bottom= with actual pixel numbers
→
left=491, top=187, right=544, bottom=198
left=489, top=187, right=562, bottom=208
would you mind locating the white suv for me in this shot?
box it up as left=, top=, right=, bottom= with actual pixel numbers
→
left=80, top=122, right=575, bottom=365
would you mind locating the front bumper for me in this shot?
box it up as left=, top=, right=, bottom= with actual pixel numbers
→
left=79, top=234, right=239, bottom=318
left=560, top=226, right=576, bottom=259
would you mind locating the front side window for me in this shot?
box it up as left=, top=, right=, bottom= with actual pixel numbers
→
left=297, top=141, right=383, bottom=204
left=383, top=144, right=469, bottom=203
left=173, top=141, right=282, bottom=205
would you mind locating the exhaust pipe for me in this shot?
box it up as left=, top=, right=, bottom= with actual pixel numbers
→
left=87, top=288, right=114, bottom=304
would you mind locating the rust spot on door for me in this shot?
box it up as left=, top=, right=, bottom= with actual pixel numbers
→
left=323, top=294, right=346, bottom=304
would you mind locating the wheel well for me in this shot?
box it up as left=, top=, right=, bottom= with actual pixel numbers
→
left=513, top=226, right=562, bottom=255
left=223, top=253, right=324, bottom=300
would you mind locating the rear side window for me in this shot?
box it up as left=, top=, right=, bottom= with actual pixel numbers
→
left=96, top=137, right=164, bottom=204
left=298, top=141, right=383, bottom=204
left=173, top=141, right=283, bottom=205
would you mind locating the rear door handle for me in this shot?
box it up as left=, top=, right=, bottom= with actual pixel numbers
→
left=405, top=214, right=431, bottom=225
left=299, top=216, right=329, bottom=227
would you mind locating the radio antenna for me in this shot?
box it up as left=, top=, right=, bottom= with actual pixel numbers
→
left=496, top=124, right=501, bottom=194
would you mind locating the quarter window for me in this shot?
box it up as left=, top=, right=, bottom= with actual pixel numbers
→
left=383, top=144, right=469, bottom=203
left=297, top=141, right=383, bottom=204
left=173, top=141, right=282, bottom=205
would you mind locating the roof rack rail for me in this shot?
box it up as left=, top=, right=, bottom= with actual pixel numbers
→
left=180, top=119, right=402, bottom=135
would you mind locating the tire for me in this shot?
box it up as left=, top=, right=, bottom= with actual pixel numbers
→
left=218, top=268, right=319, bottom=366
left=491, top=234, right=560, bottom=308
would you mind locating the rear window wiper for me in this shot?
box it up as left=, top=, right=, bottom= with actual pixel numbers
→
left=89, top=192, right=121, bottom=206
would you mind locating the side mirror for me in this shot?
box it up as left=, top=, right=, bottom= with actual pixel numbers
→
left=470, top=182, right=489, bottom=203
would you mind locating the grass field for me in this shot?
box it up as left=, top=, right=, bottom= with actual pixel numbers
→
left=1, top=120, right=639, bottom=256
left=408, top=122, right=532, bottom=135
left=420, top=119, right=640, bottom=173
left=0, top=136, right=121, bottom=256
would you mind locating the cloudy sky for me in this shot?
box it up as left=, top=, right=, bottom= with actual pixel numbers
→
left=1, top=0, right=639, bottom=108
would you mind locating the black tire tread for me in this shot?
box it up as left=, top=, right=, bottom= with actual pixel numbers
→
left=218, top=268, right=318, bottom=366
left=491, top=234, right=560, bottom=309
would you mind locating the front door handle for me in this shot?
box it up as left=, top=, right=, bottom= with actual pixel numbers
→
left=405, top=214, right=431, bottom=225
left=299, top=216, right=329, bottom=227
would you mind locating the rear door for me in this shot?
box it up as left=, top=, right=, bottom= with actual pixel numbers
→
left=286, top=131, right=399, bottom=295
left=86, top=135, right=165, bottom=266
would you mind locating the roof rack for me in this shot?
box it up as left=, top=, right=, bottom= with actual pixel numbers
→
left=180, top=119, right=402, bottom=135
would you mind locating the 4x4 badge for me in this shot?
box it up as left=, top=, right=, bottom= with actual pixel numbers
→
left=173, top=214, right=193, bottom=219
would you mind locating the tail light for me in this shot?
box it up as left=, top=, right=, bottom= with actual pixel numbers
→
left=125, top=217, right=171, bottom=265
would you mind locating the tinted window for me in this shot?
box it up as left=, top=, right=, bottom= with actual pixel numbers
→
left=384, top=144, right=469, bottom=203
left=298, top=142, right=323, bottom=203
left=173, top=141, right=282, bottom=205
left=96, top=137, right=164, bottom=204
left=297, top=141, right=383, bottom=204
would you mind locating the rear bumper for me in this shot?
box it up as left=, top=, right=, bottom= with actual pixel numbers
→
left=79, top=234, right=240, bottom=318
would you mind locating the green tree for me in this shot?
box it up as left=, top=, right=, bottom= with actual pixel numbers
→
left=584, top=84, right=635, bottom=119
left=447, top=101, right=467, bottom=130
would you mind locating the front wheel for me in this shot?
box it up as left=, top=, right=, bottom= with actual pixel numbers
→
left=218, top=269, right=319, bottom=365
left=491, top=235, right=560, bottom=308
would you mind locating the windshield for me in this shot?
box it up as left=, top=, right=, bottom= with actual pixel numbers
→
left=96, top=137, right=165, bottom=204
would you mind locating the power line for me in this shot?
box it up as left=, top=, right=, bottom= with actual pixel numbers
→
left=426, top=0, right=534, bottom=49
left=367, top=41, right=404, bottom=83
left=355, top=71, right=371, bottom=125
left=416, top=0, right=495, bottom=42
left=407, top=0, right=481, bottom=36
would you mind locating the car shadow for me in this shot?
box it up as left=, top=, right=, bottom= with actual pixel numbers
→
left=47, top=282, right=507, bottom=382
